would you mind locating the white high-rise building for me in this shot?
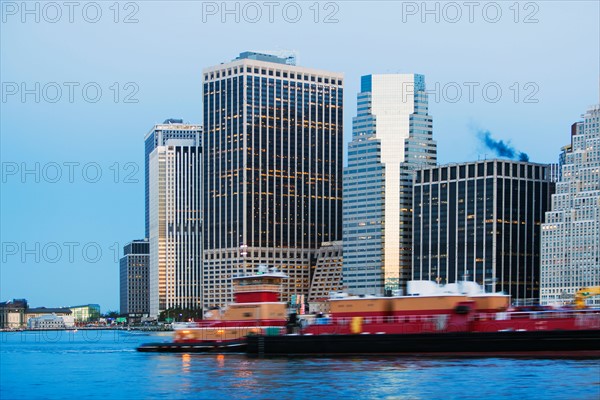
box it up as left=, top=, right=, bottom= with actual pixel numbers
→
left=540, top=104, right=600, bottom=307
left=148, top=130, right=202, bottom=318
left=343, top=74, right=437, bottom=296
left=145, top=120, right=202, bottom=238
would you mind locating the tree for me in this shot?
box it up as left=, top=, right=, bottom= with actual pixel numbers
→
left=103, top=310, right=120, bottom=319
left=159, top=307, right=202, bottom=322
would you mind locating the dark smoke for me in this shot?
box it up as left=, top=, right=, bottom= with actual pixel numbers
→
left=477, top=130, right=529, bottom=162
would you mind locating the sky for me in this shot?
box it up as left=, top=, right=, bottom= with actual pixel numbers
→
left=1, top=1, right=599, bottom=311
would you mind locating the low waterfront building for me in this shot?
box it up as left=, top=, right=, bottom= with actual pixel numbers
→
left=25, top=307, right=73, bottom=328
left=27, top=314, right=75, bottom=329
left=69, top=304, right=101, bottom=322
left=0, top=299, right=28, bottom=329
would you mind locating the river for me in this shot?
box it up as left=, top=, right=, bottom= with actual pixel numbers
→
left=1, top=330, right=599, bottom=399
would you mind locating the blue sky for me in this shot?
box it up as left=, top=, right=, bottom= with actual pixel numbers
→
left=1, top=1, right=599, bottom=311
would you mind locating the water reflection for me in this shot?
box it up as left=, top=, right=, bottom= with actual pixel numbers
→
left=181, top=353, right=191, bottom=374
left=2, top=333, right=598, bottom=400
left=216, top=354, right=225, bottom=368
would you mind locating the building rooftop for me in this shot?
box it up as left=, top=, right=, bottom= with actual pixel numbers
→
left=235, top=51, right=295, bottom=65
left=70, top=304, right=100, bottom=309
left=27, top=307, right=72, bottom=314
left=0, top=299, right=28, bottom=309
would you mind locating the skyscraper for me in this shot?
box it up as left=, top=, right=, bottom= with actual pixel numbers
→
left=148, top=130, right=202, bottom=318
left=343, top=74, right=437, bottom=296
left=540, top=104, right=600, bottom=307
left=202, top=51, right=343, bottom=308
left=412, top=160, right=554, bottom=304
left=119, top=239, right=150, bottom=319
left=145, top=120, right=202, bottom=238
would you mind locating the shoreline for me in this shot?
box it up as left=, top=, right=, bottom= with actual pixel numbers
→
left=0, top=326, right=173, bottom=333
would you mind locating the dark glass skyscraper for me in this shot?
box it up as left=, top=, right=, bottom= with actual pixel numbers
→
left=412, top=160, right=554, bottom=304
left=202, top=52, right=343, bottom=308
left=119, top=239, right=150, bottom=318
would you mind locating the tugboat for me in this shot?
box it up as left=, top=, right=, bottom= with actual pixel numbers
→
left=246, top=281, right=600, bottom=356
left=137, top=266, right=288, bottom=352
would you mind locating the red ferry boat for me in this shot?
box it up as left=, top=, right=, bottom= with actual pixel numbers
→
left=246, top=281, right=600, bottom=356
left=138, top=268, right=289, bottom=352
left=139, top=275, right=600, bottom=355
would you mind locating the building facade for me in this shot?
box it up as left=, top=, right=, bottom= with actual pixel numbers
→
left=27, top=314, right=75, bottom=329
left=343, top=74, right=437, bottom=296
left=308, top=241, right=343, bottom=303
left=202, top=52, right=343, bottom=308
left=69, top=305, right=100, bottom=322
left=119, top=239, right=150, bottom=318
left=144, top=120, right=202, bottom=238
left=0, top=299, right=27, bottom=329
left=148, top=136, right=202, bottom=317
left=412, top=160, right=554, bottom=304
left=541, top=105, right=600, bottom=307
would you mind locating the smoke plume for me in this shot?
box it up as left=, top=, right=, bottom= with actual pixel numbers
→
left=477, top=130, right=529, bottom=162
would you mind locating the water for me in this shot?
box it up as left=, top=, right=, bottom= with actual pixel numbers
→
left=1, top=330, right=599, bottom=400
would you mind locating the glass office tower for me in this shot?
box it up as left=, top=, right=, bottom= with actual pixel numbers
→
left=412, top=160, right=554, bottom=305
left=202, top=52, right=343, bottom=308
left=343, top=74, right=436, bottom=296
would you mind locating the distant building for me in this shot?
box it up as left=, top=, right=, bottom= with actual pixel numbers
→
left=308, top=241, right=343, bottom=303
left=343, top=74, right=437, bottom=296
left=540, top=104, right=600, bottom=307
left=0, top=299, right=28, bottom=329
left=144, top=120, right=202, bottom=238
left=25, top=307, right=73, bottom=327
left=120, top=239, right=150, bottom=319
left=148, top=129, right=202, bottom=318
left=412, top=160, right=554, bottom=305
left=28, top=314, right=75, bottom=329
left=69, top=305, right=100, bottom=322
left=202, top=51, right=343, bottom=308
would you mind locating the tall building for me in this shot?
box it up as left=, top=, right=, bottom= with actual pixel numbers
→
left=119, top=239, right=150, bottom=318
left=308, top=241, right=343, bottom=302
left=412, top=160, right=554, bottom=305
left=144, top=120, right=202, bottom=238
left=343, top=74, right=437, bottom=296
left=148, top=132, right=202, bottom=317
left=202, top=51, right=343, bottom=308
left=540, top=104, right=600, bottom=307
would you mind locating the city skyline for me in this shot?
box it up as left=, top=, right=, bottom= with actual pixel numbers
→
left=2, top=2, right=599, bottom=310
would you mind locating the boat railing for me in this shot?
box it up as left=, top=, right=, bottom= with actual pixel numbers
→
left=473, top=308, right=600, bottom=322
left=311, top=315, right=448, bottom=326
left=308, top=309, right=600, bottom=326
